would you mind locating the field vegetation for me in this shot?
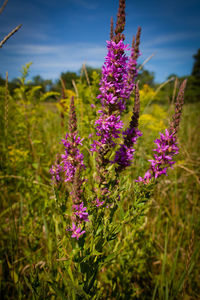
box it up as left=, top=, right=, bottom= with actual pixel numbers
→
left=0, top=0, right=200, bottom=299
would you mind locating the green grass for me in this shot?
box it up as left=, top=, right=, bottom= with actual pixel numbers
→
left=0, top=78, right=199, bottom=300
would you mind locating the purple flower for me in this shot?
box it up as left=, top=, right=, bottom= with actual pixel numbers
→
left=136, top=129, right=179, bottom=183
left=91, top=114, right=123, bottom=152
left=73, top=202, right=89, bottom=222
left=51, top=133, right=85, bottom=183
left=91, top=38, right=138, bottom=154
left=51, top=96, right=89, bottom=240
left=70, top=223, right=86, bottom=240
left=50, top=161, right=62, bottom=183
left=136, top=170, right=152, bottom=184
left=96, top=198, right=105, bottom=207
left=97, top=40, right=133, bottom=113
left=113, top=128, right=142, bottom=169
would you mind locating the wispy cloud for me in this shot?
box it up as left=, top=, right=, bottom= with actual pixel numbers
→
left=0, top=38, right=196, bottom=82
left=141, top=46, right=195, bottom=61
left=5, top=42, right=106, bottom=57
left=143, top=31, right=200, bottom=48
left=0, top=41, right=106, bottom=79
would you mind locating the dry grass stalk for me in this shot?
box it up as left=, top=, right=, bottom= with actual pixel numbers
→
left=0, top=0, right=8, bottom=14
left=172, top=77, right=179, bottom=104
left=72, top=79, right=79, bottom=98
left=110, top=17, right=114, bottom=40
left=0, top=24, right=22, bottom=48
left=82, top=63, right=90, bottom=86
left=134, top=26, right=141, bottom=60
left=138, top=53, right=155, bottom=71
left=4, top=72, right=9, bottom=144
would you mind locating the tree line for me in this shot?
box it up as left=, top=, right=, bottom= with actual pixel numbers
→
left=0, top=49, right=199, bottom=103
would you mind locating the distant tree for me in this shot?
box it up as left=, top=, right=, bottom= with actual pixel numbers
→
left=59, top=72, right=79, bottom=90
left=192, top=49, right=200, bottom=78
left=0, top=75, right=5, bottom=86
left=30, top=75, right=53, bottom=92
left=137, top=68, right=155, bottom=87
left=79, top=65, right=102, bottom=84
left=11, top=78, right=20, bottom=85
left=0, top=75, right=19, bottom=93
left=9, top=78, right=19, bottom=93
left=167, top=73, right=178, bottom=80
left=184, top=49, right=200, bottom=102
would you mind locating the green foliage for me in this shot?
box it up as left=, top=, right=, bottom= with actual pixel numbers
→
left=0, top=63, right=199, bottom=300
left=138, top=68, right=155, bottom=88
left=191, top=49, right=200, bottom=78
left=184, top=75, right=200, bottom=103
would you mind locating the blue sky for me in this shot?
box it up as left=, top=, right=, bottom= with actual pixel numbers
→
left=0, top=0, right=200, bottom=83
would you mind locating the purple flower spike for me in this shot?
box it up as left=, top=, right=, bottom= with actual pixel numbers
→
left=61, top=133, right=85, bottom=182
left=50, top=96, right=89, bottom=239
left=91, top=114, right=124, bottom=152
left=50, top=98, right=85, bottom=184
left=136, top=129, right=179, bottom=184
left=113, top=83, right=142, bottom=171
left=97, top=39, right=133, bottom=113
left=90, top=36, right=139, bottom=156
left=113, top=128, right=142, bottom=169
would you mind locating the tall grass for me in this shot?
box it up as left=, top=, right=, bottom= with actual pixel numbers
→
left=0, top=64, right=199, bottom=299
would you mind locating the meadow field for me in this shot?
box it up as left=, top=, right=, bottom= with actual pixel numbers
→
left=0, top=64, right=199, bottom=299
left=0, top=0, right=200, bottom=298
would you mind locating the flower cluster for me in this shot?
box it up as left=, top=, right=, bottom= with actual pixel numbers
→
left=50, top=96, right=89, bottom=240
left=96, top=198, right=105, bottom=207
left=91, top=38, right=138, bottom=154
left=137, top=129, right=179, bottom=183
left=113, top=127, right=142, bottom=169
left=91, top=114, right=123, bottom=151
left=70, top=223, right=86, bottom=240
left=68, top=202, right=89, bottom=240
left=61, top=133, right=85, bottom=182
left=50, top=133, right=85, bottom=183
left=50, top=158, right=63, bottom=184
left=113, top=83, right=142, bottom=171
left=98, top=39, right=131, bottom=112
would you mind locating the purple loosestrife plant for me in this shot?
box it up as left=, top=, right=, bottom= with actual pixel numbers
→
left=136, top=80, right=187, bottom=184
left=49, top=0, right=188, bottom=296
left=61, top=133, right=85, bottom=183
left=136, top=129, right=179, bottom=183
left=51, top=96, right=89, bottom=239
left=50, top=0, right=187, bottom=240
left=90, top=0, right=141, bottom=199
left=50, top=97, right=85, bottom=184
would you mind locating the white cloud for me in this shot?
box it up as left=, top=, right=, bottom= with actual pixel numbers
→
left=143, top=31, right=200, bottom=48
left=0, top=41, right=107, bottom=79
left=141, top=46, right=194, bottom=61
left=0, top=38, right=195, bottom=82
left=6, top=42, right=106, bottom=56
